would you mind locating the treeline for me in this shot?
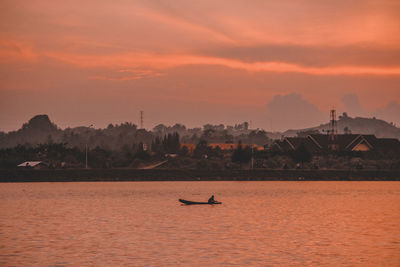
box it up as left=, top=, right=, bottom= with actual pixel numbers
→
left=1, top=115, right=400, bottom=170
left=0, top=137, right=180, bottom=169
left=0, top=115, right=271, bottom=150
left=0, top=115, right=275, bottom=169
left=0, top=134, right=254, bottom=169
left=151, top=133, right=180, bottom=155
left=1, top=138, right=400, bottom=170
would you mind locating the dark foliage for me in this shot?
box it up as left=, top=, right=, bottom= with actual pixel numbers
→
left=232, top=141, right=252, bottom=165
left=291, top=143, right=312, bottom=164
left=151, top=132, right=180, bottom=155
left=193, top=139, right=209, bottom=158
left=1, top=114, right=399, bottom=170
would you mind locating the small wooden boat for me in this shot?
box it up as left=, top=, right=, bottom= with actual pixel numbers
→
left=179, top=198, right=222, bottom=205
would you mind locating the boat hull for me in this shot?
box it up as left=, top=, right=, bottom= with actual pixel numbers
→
left=179, top=199, right=222, bottom=205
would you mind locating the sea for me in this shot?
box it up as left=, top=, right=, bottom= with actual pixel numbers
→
left=1, top=181, right=399, bottom=266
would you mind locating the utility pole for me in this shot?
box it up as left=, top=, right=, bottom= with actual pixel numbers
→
left=85, top=143, right=88, bottom=169
left=251, top=145, right=254, bottom=169
left=85, top=124, right=93, bottom=169
left=140, top=111, right=144, bottom=129
left=328, top=109, right=338, bottom=151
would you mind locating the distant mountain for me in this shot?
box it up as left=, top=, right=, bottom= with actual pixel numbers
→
left=0, top=115, right=61, bottom=148
left=23, top=115, right=58, bottom=132
left=0, top=115, right=146, bottom=149
left=282, top=114, right=400, bottom=139
left=0, top=115, right=273, bottom=149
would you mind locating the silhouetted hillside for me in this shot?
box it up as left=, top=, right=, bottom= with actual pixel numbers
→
left=0, top=115, right=270, bottom=149
left=23, top=115, right=58, bottom=132
left=283, top=113, right=400, bottom=139
left=2, top=113, right=397, bottom=150
left=1, top=114, right=399, bottom=170
left=0, top=115, right=61, bottom=148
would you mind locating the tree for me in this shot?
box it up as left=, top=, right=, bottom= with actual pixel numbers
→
left=179, top=145, right=189, bottom=156
left=194, top=139, right=208, bottom=158
left=291, top=143, right=312, bottom=166
left=135, top=142, right=151, bottom=160
left=232, top=141, right=251, bottom=167
left=162, top=132, right=180, bottom=154
left=153, top=124, right=167, bottom=134
left=151, top=136, right=165, bottom=155
left=89, top=146, right=111, bottom=168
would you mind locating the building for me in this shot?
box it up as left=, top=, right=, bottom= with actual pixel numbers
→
left=271, top=134, right=400, bottom=154
left=180, top=143, right=264, bottom=154
left=209, top=143, right=238, bottom=150
left=17, top=161, right=48, bottom=169
left=180, top=143, right=196, bottom=153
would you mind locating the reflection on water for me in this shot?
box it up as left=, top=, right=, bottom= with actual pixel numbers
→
left=1, top=181, right=399, bottom=266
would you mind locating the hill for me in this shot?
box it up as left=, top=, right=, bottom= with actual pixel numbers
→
left=283, top=113, right=400, bottom=139
left=0, top=116, right=272, bottom=149
left=0, top=115, right=61, bottom=148
left=1, top=113, right=399, bottom=150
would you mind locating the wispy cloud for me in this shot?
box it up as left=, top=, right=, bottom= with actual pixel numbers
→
left=2, top=39, right=399, bottom=78
left=45, top=51, right=400, bottom=77
left=0, top=40, right=38, bottom=63
left=131, top=6, right=236, bottom=46
left=89, top=69, right=165, bottom=81
left=1, top=0, right=400, bottom=132
left=3, top=1, right=400, bottom=77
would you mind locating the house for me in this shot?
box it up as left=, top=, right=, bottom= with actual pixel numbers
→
left=270, top=134, right=400, bottom=154
left=209, top=143, right=238, bottom=150
left=271, top=137, right=321, bottom=153
left=17, top=161, right=48, bottom=169
left=374, top=138, right=400, bottom=155
left=180, top=143, right=264, bottom=154
left=209, top=143, right=264, bottom=151
left=343, top=135, right=376, bottom=151
left=307, top=134, right=378, bottom=152
left=180, top=143, right=196, bottom=153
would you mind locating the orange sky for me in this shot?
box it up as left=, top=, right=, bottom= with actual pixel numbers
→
left=1, top=0, right=400, bottom=131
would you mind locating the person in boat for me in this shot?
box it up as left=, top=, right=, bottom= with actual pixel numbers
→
left=208, top=195, right=215, bottom=203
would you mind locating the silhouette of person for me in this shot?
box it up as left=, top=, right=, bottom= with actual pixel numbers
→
left=208, top=195, right=215, bottom=203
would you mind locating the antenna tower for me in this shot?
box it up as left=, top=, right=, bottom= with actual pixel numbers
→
left=328, top=108, right=338, bottom=150
left=140, top=111, right=144, bottom=129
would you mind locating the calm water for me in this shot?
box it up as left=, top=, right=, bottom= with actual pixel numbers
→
left=1, top=181, right=399, bottom=266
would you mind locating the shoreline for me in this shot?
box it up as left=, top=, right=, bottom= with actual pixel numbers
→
left=0, top=169, right=399, bottom=182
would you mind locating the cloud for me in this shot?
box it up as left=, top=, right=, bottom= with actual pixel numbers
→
left=132, top=5, right=236, bottom=46
left=89, top=69, right=165, bottom=81
left=0, top=40, right=38, bottom=63
left=204, top=44, right=400, bottom=67
left=143, top=0, right=400, bottom=47
left=373, top=101, right=400, bottom=126
left=340, top=93, right=400, bottom=126
left=2, top=1, right=400, bottom=78
left=266, top=93, right=326, bottom=131
left=341, top=94, right=365, bottom=116
left=42, top=51, right=400, bottom=77
left=1, top=1, right=400, bottom=132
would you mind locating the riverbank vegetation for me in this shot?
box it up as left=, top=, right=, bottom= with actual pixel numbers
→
left=1, top=115, right=399, bottom=170
left=1, top=138, right=400, bottom=170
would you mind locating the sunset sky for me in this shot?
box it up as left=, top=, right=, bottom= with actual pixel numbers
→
left=1, top=0, right=400, bottom=131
